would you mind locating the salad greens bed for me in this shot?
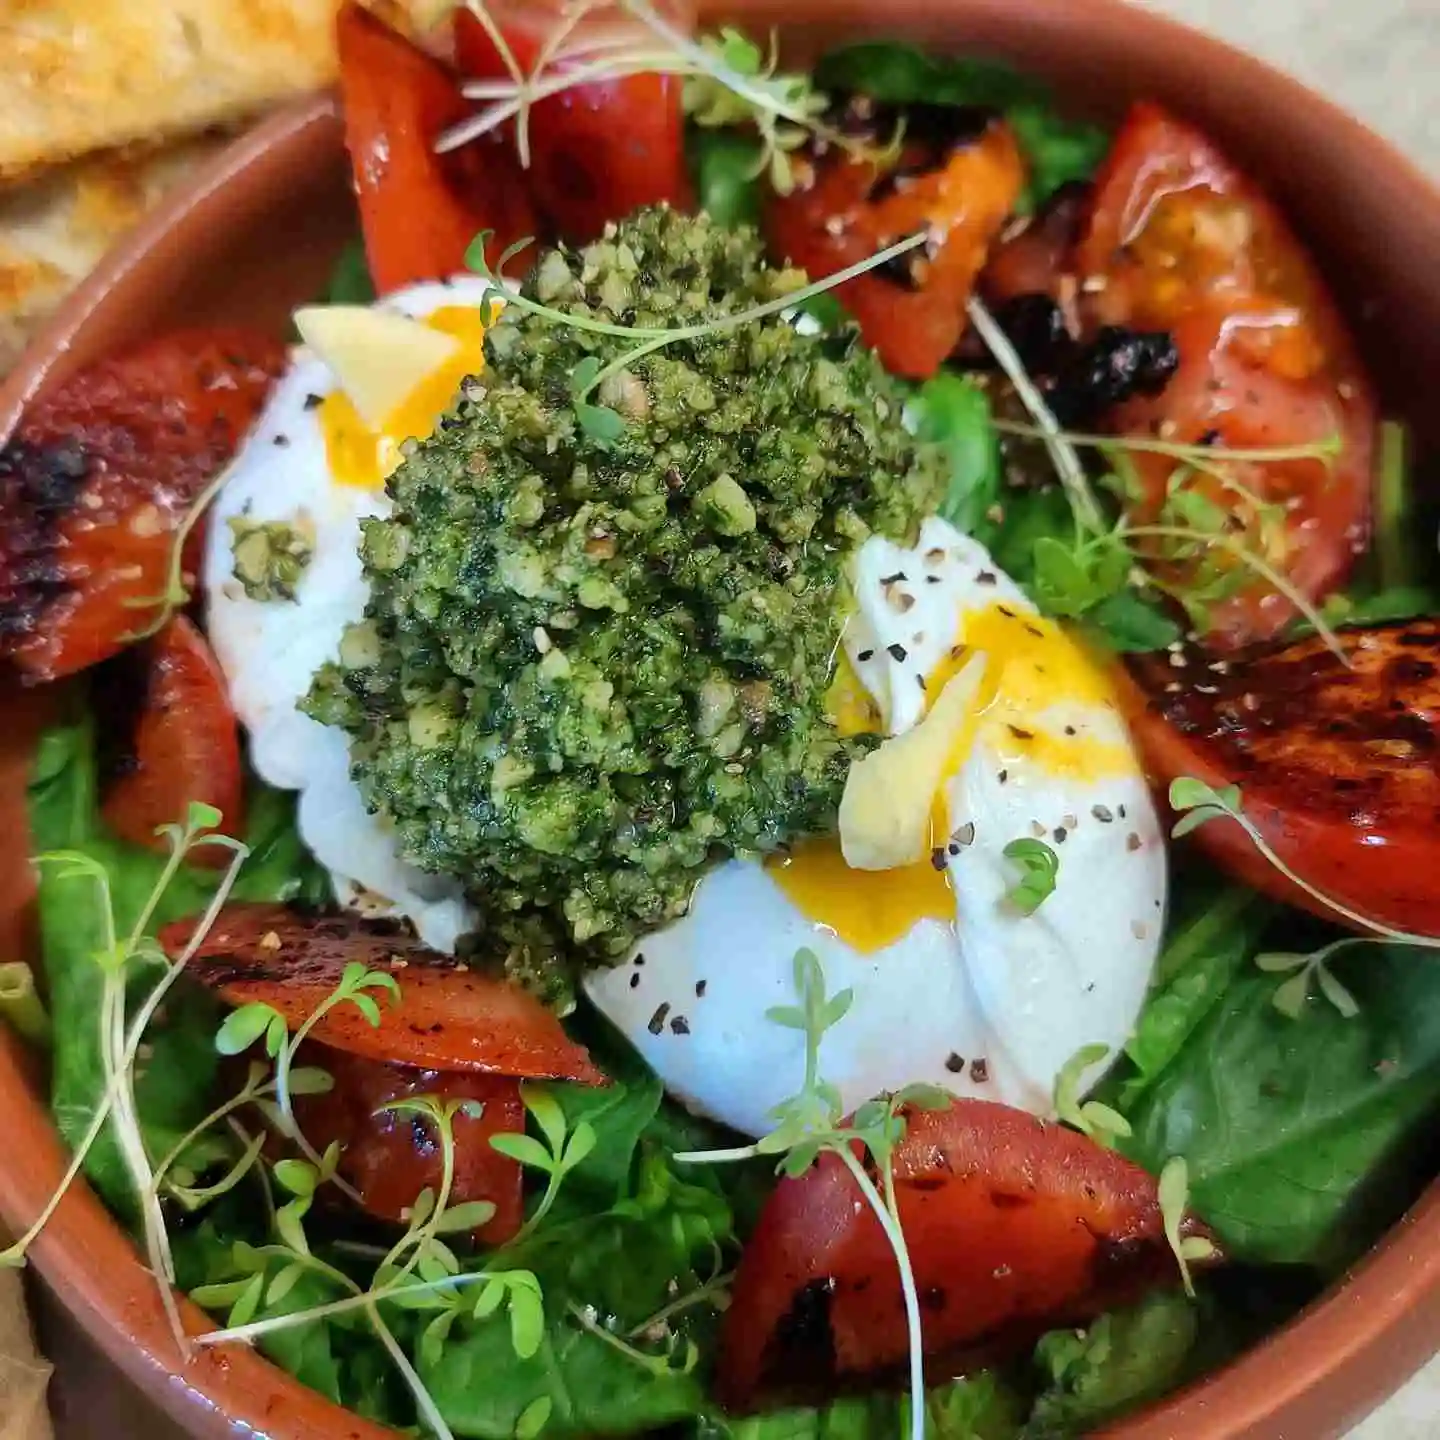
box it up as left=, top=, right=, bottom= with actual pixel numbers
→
left=10, top=31, right=1440, bottom=1440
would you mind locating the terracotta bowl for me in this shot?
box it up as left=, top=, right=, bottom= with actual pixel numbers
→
left=1, top=2, right=1439, bottom=1437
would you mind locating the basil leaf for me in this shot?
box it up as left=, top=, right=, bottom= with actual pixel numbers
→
left=911, top=372, right=1002, bottom=539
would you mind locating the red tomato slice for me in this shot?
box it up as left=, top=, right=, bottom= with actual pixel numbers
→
left=159, top=902, right=606, bottom=1083
left=1120, top=620, right=1440, bottom=937
left=99, top=616, right=245, bottom=864
left=336, top=1, right=540, bottom=292
left=0, top=329, right=284, bottom=681
left=980, top=179, right=1087, bottom=308
left=720, top=1097, right=1210, bottom=1411
left=1076, top=102, right=1376, bottom=646
left=294, top=1044, right=525, bottom=1245
left=452, top=6, right=690, bottom=244
left=765, top=119, right=1025, bottom=379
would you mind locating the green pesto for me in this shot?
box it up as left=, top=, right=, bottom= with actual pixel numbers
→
left=306, top=207, right=947, bottom=993
left=229, top=513, right=315, bottom=603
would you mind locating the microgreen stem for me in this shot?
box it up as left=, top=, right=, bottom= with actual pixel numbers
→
left=966, top=296, right=1104, bottom=534
left=835, top=1146, right=924, bottom=1440
left=625, top=1270, right=734, bottom=1339
left=371, top=1304, right=457, bottom=1440
left=991, top=419, right=1343, bottom=470
left=193, top=1272, right=489, bottom=1348
left=574, top=232, right=928, bottom=404
left=1125, top=523, right=1347, bottom=661
left=151, top=1067, right=272, bottom=1195
left=0, top=962, right=49, bottom=1048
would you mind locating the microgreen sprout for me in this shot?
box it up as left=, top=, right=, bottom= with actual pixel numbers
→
left=190, top=1081, right=546, bottom=1440
left=1052, top=1044, right=1131, bottom=1148
left=489, top=1081, right=598, bottom=1244
left=966, top=295, right=1103, bottom=534
left=0, top=802, right=249, bottom=1364
left=566, top=1298, right=701, bottom=1377
left=466, top=226, right=928, bottom=440
left=672, top=948, right=951, bottom=1440
left=1254, top=943, right=1364, bottom=1021
left=1002, top=837, right=1060, bottom=916
left=216, top=959, right=400, bottom=1198
left=1157, top=1157, right=1218, bottom=1299
left=1169, top=777, right=1440, bottom=1018
left=445, top=1, right=880, bottom=193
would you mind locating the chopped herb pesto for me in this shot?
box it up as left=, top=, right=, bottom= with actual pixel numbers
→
left=306, top=207, right=948, bottom=996
left=229, top=513, right=315, bottom=603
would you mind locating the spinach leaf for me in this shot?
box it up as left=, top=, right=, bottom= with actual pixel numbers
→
left=29, top=713, right=327, bottom=1216
left=1023, top=1291, right=1199, bottom=1437
left=1104, top=881, right=1271, bottom=1111
left=324, top=237, right=378, bottom=306
left=912, top=372, right=1002, bottom=540
left=424, top=1306, right=706, bottom=1438
left=1120, top=943, right=1440, bottom=1270
left=690, top=130, right=764, bottom=229
left=814, top=44, right=1108, bottom=208
left=693, top=1372, right=1024, bottom=1439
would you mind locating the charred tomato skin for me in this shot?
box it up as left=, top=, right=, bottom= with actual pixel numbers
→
left=765, top=112, right=1025, bottom=379
left=1124, top=620, right=1440, bottom=936
left=0, top=328, right=284, bottom=681
left=99, top=616, right=245, bottom=864
left=293, top=1045, right=526, bottom=1245
left=720, top=1098, right=1210, bottom=1411
left=159, top=902, right=605, bottom=1083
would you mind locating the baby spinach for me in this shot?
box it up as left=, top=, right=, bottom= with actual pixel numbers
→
left=1024, top=1291, right=1200, bottom=1437
left=690, top=130, right=765, bottom=229
left=1120, top=942, right=1440, bottom=1270
left=693, top=1373, right=1024, bottom=1439
left=813, top=44, right=1109, bottom=209
left=912, top=371, right=1002, bottom=540
left=1106, top=881, right=1272, bottom=1111
left=324, top=237, right=378, bottom=306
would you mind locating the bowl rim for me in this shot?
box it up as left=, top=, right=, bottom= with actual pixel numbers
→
left=2, top=2, right=1439, bottom=1436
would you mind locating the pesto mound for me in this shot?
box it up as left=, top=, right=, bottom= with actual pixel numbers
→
left=307, top=207, right=947, bottom=994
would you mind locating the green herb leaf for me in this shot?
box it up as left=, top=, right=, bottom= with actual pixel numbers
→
left=1001, top=837, right=1060, bottom=915
left=911, top=372, right=1001, bottom=539
left=215, top=1002, right=280, bottom=1057
left=489, top=1132, right=556, bottom=1172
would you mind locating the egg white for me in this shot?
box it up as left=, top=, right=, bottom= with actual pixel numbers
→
left=587, top=519, right=1166, bottom=1137
left=203, top=278, right=493, bottom=951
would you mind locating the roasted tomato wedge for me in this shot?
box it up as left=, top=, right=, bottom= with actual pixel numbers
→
left=294, top=1045, right=525, bottom=1245
left=452, top=5, right=690, bottom=244
left=720, top=1098, right=1210, bottom=1410
left=980, top=179, right=1088, bottom=309
left=99, top=616, right=244, bottom=862
left=161, top=902, right=605, bottom=1083
left=336, top=1, right=539, bottom=291
left=1075, top=102, right=1376, bottom=646
left=1123, top=620, right=1440, bottom=937
left=0, top=329, right=284, bottom=681
left=765, top=107, right=1025, bottom=379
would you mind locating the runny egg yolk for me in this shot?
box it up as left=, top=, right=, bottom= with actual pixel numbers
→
left=319, top=306, right=487, bottom=490
left=768, top=837, right=954, bottom=952
left=777, top=602, right=1129, bottom=952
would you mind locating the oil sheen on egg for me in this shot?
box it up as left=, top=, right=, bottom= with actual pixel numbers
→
left=586, top=517, right=1166, bottom=1137
left=202, top=278, right=495, bottom=950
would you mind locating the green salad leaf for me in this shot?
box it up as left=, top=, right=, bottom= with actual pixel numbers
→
left=1023, top=1291, right=1200, bottom=1438
left=324, top=237, right=378, bottom=306
left=1120, top=939, right=1440, bottom=1270
left=813, top=44, right=1108, bottom=209
left=28, top=711, right=328, bottom=1217
left=689, top=129, right=765, bottom=229
left=911, top=372, right=1002, bottom=540
left=694, top=1372, right=1025, bottom=1439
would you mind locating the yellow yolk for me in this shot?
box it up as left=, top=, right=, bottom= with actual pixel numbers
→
left=928, top=604, right=1131, bottom=781
left=767, top=837, right=954, bottom=952
left=319, top=305, right=488, bottom=490
left=790, top=602, right=1131, bottom=950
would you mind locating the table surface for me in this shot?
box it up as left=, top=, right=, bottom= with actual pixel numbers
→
left=30, top=0, right=1440, bottom=1436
